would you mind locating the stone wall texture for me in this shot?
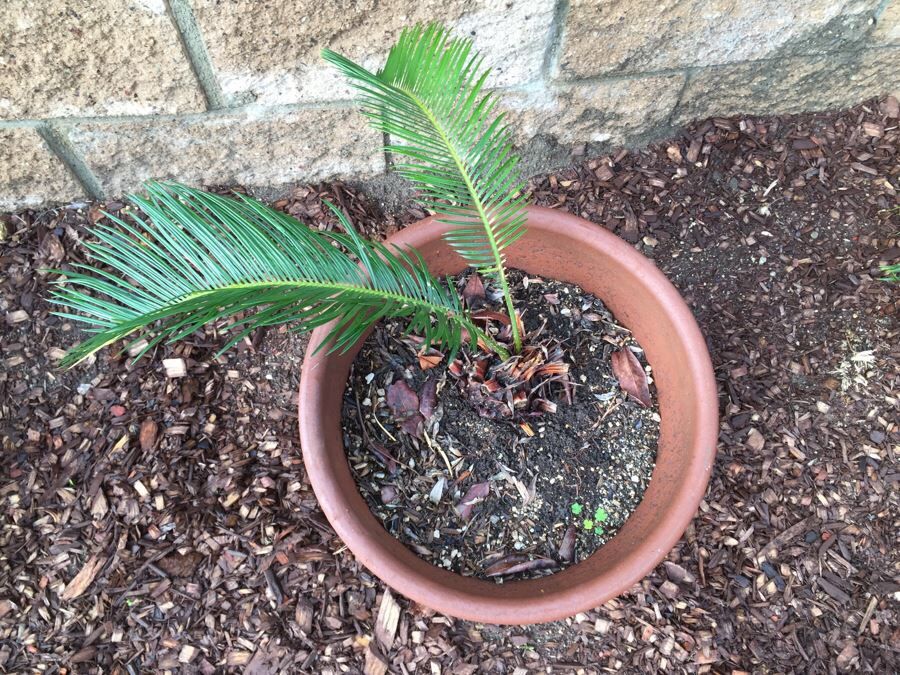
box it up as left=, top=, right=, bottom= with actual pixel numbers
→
left=1, top=0, right=898, bottom=211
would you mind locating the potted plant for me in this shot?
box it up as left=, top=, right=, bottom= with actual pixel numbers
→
left=51, top=23, right=717, bottom=624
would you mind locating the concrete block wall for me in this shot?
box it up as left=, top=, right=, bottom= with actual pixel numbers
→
left=1, top=0, right=898, bottom=211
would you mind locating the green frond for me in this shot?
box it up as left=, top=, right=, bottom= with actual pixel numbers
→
left=49, top=181, right=498, bottom=368
left=323, top=22, right=527, bottom=351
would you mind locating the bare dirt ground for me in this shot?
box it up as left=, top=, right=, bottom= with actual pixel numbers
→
left=1, top=98, right=898, bottom=673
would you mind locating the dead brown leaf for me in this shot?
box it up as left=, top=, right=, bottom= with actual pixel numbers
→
left=417, top=348, right=444, bottom=370
left=386, top=380, right=424, bottom=437
left=484, top=554, right=556, bottom=577
left=418, top=375, right=438, bottom=419
left=611, top=349, right=652, bottom=407
left=462, top=272, right=486, bottom=309
left=455, top=481, right=491, bottom=521
left=368, top=442, right=399, bottom=475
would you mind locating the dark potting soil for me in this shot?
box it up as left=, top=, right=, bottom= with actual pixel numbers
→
left=340, top=269, right=659, bottom=581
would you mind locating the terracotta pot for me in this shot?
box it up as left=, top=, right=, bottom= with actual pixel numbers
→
left=299, top=206, right=718, bottom=624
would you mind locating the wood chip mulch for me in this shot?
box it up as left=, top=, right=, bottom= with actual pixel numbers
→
left=1, top=97, right=898, bottom=673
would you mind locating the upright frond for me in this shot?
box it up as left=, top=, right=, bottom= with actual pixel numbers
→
left=49, top=182, right=499, bottom=368
left=323, top=23, right=527, bottom=351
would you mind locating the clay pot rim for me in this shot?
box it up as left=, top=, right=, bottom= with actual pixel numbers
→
left=299, top=206, right=718, bottom=624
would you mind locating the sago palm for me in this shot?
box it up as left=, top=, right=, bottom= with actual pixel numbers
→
left=51, top=23, right=527, bottom=366
left=323, top=22, right=528, bottom=351
left=51, top=182, right=504, bottom=367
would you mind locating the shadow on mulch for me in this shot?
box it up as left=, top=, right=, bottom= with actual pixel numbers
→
left=1, top=97, right=898, bottom=673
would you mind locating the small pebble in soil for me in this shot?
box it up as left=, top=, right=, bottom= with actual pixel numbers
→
left=341, top=269, right=659, bottom=581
